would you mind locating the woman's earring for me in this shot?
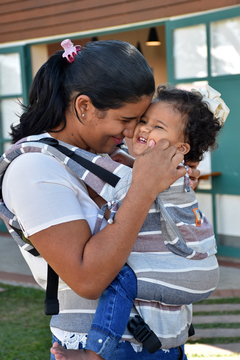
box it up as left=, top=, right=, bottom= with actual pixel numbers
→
left=82, top=113, right=85, bottom=117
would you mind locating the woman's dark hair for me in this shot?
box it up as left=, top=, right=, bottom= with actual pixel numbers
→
left=11, top=40, right=155, bottom=143
left=154, top=84, right=222, bottom=162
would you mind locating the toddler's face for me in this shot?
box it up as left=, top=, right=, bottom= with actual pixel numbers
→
left=132, top=101, right=190, bottom=156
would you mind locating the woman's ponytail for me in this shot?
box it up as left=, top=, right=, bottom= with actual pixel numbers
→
left=10, top=51, right=69, bottom=143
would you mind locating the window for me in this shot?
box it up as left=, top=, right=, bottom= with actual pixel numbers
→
left=0, top=53, right=22, bottom=95
left=173, top=24, right=208, bottom=79
left=0, top=48, right=29, bottom=152
left=1, top=98, right=23, bottom=152
left=210, top=16, right=240, bottom=76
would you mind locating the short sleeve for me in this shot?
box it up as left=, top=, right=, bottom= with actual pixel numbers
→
left=2, top=152, right=89, bottom=237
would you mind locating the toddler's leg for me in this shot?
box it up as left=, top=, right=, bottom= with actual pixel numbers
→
left=85, top=264, right=137, bottom=359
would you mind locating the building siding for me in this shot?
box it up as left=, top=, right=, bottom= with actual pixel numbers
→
left=0, top=0, right=239, bottom=44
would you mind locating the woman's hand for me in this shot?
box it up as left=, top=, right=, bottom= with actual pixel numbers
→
left=185, top=161, right=200, bottom=190
left=132, top=139, right=186, bottom=200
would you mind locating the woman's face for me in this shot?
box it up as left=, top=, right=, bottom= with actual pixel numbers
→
left=76, top=95, right=152, bottom=154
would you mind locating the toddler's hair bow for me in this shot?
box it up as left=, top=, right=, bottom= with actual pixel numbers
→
left=191, top=84, right=230, bottom=126
left=61, top=39, right=81, bottom=63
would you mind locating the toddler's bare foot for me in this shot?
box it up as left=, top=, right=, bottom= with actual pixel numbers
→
left=50, top=342, right=103, bottom=360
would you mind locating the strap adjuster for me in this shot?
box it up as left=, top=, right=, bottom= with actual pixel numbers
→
left=45, top=298, right=59, bottom=316
left=128, top=315, right=162, bottom=354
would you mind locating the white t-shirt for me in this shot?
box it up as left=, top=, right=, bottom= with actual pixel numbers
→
left=3, top=152, right=104, bottom=237
left=2, top=145, right=108, bottom=291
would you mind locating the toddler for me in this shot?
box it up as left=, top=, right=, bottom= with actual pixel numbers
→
left=51, top=84, right=229, bottom=360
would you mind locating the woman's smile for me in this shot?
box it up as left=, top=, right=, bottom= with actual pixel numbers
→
left=112, top=136, right=124, bottom=145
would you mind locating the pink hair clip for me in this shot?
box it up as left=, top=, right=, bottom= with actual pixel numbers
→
left=61, top=39, right=81, bottom=63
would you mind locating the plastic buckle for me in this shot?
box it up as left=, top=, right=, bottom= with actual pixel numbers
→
left=128, top=315, right=162, bottom=354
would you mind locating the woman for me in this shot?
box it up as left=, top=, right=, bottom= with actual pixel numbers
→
left=2, top=39, right=199, bottom=359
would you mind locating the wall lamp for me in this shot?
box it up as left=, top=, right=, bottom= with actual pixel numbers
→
left=146, top=27, right=161, bottom=46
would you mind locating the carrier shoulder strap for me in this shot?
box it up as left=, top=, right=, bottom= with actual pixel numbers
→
left=0, top=136, right=122, bottom=315
left=39, top=137, right=120, bottom=187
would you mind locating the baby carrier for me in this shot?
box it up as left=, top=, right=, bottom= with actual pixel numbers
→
left=0, top=136, right=197, bottom=353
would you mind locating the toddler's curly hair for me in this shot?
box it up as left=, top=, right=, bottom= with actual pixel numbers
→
left=154, top=84, right=222, bottom=162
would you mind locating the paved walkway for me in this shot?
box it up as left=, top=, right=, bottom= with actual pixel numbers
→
left=0, top=233, right=39, bottom=287
left=0, top=234, right=240, bottom=358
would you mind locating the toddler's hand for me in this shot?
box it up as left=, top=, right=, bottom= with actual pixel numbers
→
left=185, top=161, right=200, bottom=190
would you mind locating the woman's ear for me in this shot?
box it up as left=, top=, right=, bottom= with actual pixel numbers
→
left=177, top=143, right=190, bottom=155
left=75, top=95, right=93, bottom=119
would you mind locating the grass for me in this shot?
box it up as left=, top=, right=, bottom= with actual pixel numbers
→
left=194, top=323, right=240, bottom=329
left=0, top=283, right=52, bottom=360
left=187, top=337, right=240, bottom=345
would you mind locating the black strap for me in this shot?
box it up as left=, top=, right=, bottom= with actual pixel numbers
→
left=128, top=315, right=162, bottom=354
left=45, top=264, right=59, bottom=315
left=39, top=138, right=120, bottom=187
left=9, top=224, right=40, bottom=257
left=9, top=225, right=58, bottom=314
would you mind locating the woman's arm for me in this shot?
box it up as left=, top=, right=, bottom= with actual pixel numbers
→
left=29, top=140, right=186, bottom=299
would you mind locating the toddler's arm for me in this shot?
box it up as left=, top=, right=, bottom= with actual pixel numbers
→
left=87, top=186, right=110, bottom=220
left=110, top=148, right=135, bottom=167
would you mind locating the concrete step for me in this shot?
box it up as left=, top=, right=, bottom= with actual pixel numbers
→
left=191, top=328, right=240, bottom=339
left=190, top=303, right=240, bottom=357
left=193, top=314, right=240, bottom=324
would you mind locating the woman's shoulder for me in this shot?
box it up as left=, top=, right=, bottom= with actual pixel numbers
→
left=4, top=152, right=67, bottom=179
left=2, top=152, right=80, bottom=206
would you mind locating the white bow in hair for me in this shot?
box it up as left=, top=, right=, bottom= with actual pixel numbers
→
left=191, top=85, right=230, bottom=126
